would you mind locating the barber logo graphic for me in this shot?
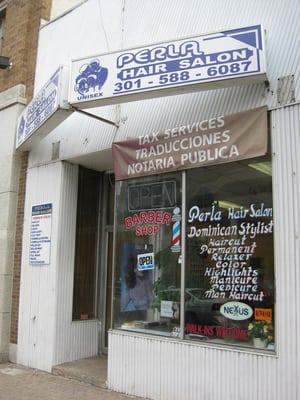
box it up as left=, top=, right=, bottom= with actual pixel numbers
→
left=18, top=116, right=25, bottom=142
left=74, top=59, right=108, bottom=96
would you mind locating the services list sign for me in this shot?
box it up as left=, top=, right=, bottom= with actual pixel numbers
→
left=69, top=25, right=266, bottom=107
left=29, top=204, right=52, bottom=266
left=112, top=106, right=268, bottom=180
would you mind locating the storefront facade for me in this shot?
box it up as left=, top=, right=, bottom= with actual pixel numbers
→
left=14, top=0, right=300, bottom=399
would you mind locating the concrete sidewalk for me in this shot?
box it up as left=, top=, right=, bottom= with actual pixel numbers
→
left=0, top=363, right=142, bottom=400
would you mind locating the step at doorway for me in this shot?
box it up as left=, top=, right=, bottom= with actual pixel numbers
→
left=52, top=355, right=107, bottom=388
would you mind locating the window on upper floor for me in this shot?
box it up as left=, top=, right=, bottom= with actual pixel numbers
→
left=0, top=2, right=6, bottom=55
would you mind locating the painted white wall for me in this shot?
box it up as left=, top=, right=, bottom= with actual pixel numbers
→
left=17, top=162, right=62, bottom=371
left=17, top=161, right=98, bottom=371
left=27, top=0, right=299, bottom=170
left=0, top=85, right=26, bottom=362
left=50, top=0, right=87, bottom=20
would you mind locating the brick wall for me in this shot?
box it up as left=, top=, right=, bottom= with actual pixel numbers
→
left=0, top=0, right=52, bottom=100
left=1, top=0, right=52, bottom=345
left=10, top=152, right=28, bottom=344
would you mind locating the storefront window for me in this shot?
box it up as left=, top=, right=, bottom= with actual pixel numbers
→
left=112, top=107, right=274, bottom=351
left=113, top=172, right=182, bottom=336
left=185, top=156, right=274, bottom=351
left=113, top=157, right=275, bottom=351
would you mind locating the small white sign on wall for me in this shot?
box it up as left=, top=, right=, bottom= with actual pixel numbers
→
left=29, top=203, right=53, bottom=266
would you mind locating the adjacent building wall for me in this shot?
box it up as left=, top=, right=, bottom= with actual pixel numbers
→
left=0, top=85, right=26, bottom=362
left=0, top=0, right=52, bottom=99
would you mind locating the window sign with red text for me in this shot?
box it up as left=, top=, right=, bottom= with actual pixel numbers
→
left=124, top=210, right=172, bottom=236
left=113, top=172, right=182, bottom=334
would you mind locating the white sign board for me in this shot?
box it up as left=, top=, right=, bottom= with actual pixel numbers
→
left=161, top=301, right=179, bottom=319
left=29, top=203, right=52, bottom=266
left=16, top=66, right=71, bottom=150
left=220, top=301, right=253, bottom=321
left=69, top=25, right=266, bottom=108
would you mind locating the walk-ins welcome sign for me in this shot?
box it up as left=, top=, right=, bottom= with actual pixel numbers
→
left=69, top=25, right=266, bottom=108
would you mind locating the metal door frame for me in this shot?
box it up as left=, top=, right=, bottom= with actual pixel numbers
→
left=98, top=172, right=114, bottom=354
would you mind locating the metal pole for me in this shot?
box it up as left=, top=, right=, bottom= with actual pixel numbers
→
left=180, top=170, right=186, bottom=340
left=72, top=106, right=119, bottom=128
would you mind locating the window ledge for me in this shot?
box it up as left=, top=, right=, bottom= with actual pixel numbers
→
left=109, top=328, right=278, bottom=358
